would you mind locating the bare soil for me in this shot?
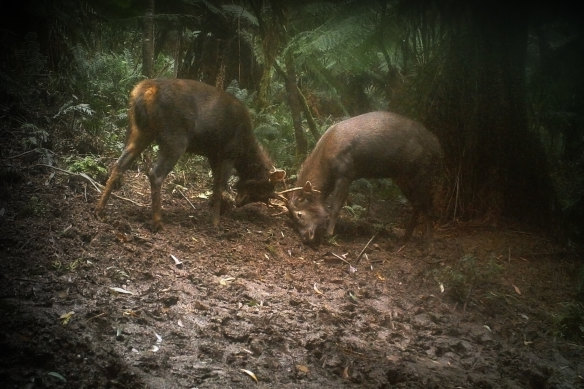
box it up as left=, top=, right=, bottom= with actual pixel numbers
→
left=1, top=159, right=583, bottom=388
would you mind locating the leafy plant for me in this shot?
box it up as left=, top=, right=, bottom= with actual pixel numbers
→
left=555, top=302, right=584, bottom=341
left=433, top=254, right=503, bottom=306
left=18, top=195, right=47, bottom=218
left=65, top=155, right=107, bottom=181
left=20, top=123, right=49, bottom=150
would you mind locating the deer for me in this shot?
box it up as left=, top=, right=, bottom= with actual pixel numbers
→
left=95, top=79, right=285, bottom=231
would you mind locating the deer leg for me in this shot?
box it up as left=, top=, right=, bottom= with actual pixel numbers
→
left=325, top=177, right=351, bottom=237
left=209, top=159, right=233, bottom=227
left=403, top=208, right=420, bottom=242
left=148, top=147, right=184, bottom=231
left=403, top=175, right=435, bottom=242
left=95, top=145, right=142, bottom=217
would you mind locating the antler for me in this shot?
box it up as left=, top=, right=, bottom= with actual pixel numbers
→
left=270, top=192, right=290, bottom=203
left=277, top=186, right=305, bottom=195
left=277, top=185, right=321, bottom=196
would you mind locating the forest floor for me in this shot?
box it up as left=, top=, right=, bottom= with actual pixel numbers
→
left=1, top=153, right=584, bottom=388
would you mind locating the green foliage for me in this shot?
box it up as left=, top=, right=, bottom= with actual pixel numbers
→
left=255, top=104, right=297, bottom=172
left=221, top=4, right=258, bottom=26
left=52, top=46, right=144, bottom=155
left=342, top=204, right=366, bottom=220
left=65, top=155, right=108, bottom=181
left=51, top=258, right=82, bottom=274
left=555, top=302, right=584, bottom=341
left=288, top=3, right=379, bottom=74
left=432, top=254, right=504, bottom=305
left=0, top=32, right=48, bottom=111
left=227, top=79, right=299, bottom=172
left=226, top=79, right=256, bottom=107
left=20, top=123, right=49, bottom=150
left=18, top=195, right=47, bottom=218
left=70, top=46, right=142, bottom=112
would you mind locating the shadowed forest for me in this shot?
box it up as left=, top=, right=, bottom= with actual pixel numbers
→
left=1, top=1, right=583, bottom=387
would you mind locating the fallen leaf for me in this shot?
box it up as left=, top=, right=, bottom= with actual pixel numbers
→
left=296, top=364, right=310, bottom=373
left=115, top=232, right=129, bottom=243
left=151, top=345, right=159, bottom=352
left=154, top=332, right=162, bottom=344
left=59, top=311, right=75, bottom=325
left=177, top=319, right=184, bottom=327
left=109, top=287, right=134, bottom=295
left=512, top=284, right=522, bottom=295
left=197, top=191, right=212, bottom=199
left=170, top=254, right=183, bottom=265
left=313, top=283, right=323, bottom=295
left=375, top=273, right=386, bottom=281
left=219, top=276, right=235, bottom=286
left=439, top=283, right=445, bottom=293
left=123, top=309, right=140, bottom=317
left=342, top=366, right=350, bottom=379
left=240, top=368, right=258, bottom=383
left=47, top=371, right=66, bottom=382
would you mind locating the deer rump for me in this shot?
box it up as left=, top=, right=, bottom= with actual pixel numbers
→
left=285, top=111, right=443, bottom=244
left=95, top=78, right=284, bottom=230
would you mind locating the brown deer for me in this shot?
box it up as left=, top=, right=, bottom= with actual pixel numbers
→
left=95, top=79, right=284, bottom=230
left=285, top=111, right=443, bottom=244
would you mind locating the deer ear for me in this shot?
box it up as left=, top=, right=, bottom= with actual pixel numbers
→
left=269, top=169, right=286, bottom=183
left=303, top=181, right=313, bottom=193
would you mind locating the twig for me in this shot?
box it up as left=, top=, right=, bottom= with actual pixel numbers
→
left=30, top=163, right=147, bottom=207
left=330, top=252, right=352, bottom=266
left=85, top=312, right=106, bottom=322
left=78, top=172, right=103, bottom=193
left=462, top=285, right=474, bottom=314
left=394, top=244, right=406, bottom=254
left=3, top=148, right=54, bottom=160
left=14, top=277, right=52, bottom=284
left=355, top=231, right=378, bottom=264
left=106, top=193, right=147, bottom=208
left=176, top=187, right=196, bottom=212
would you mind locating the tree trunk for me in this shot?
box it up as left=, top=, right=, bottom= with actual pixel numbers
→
left=142, top=0, right=155, bottom=78
left=252, top=1, right=284, bottom=110
left=283, top=55, right=307, bottom=161
left=430, top=2, right=556, bottom=226
left=296, top=86, right=320, bottom=142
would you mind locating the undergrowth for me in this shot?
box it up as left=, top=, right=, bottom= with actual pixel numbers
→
left=431, top=254, right=504, bottom=308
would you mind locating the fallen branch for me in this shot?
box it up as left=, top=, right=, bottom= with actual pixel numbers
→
left=330, top=252, right=357, bottom=274
left=355, top=231, right=378, bottom=264
left=30, top=163, right=147, bottom=208
left=176, top=187, right=196, bottom=212
left=330, top=252, right=352, bottom=266
left=3, top=148, right=55, bottom=160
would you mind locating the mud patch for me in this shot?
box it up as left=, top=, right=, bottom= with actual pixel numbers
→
left=1, top=166, right=583, bottom=388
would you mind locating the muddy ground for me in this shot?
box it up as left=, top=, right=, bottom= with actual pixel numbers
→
left=1, top=155, right=583, bottom=388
